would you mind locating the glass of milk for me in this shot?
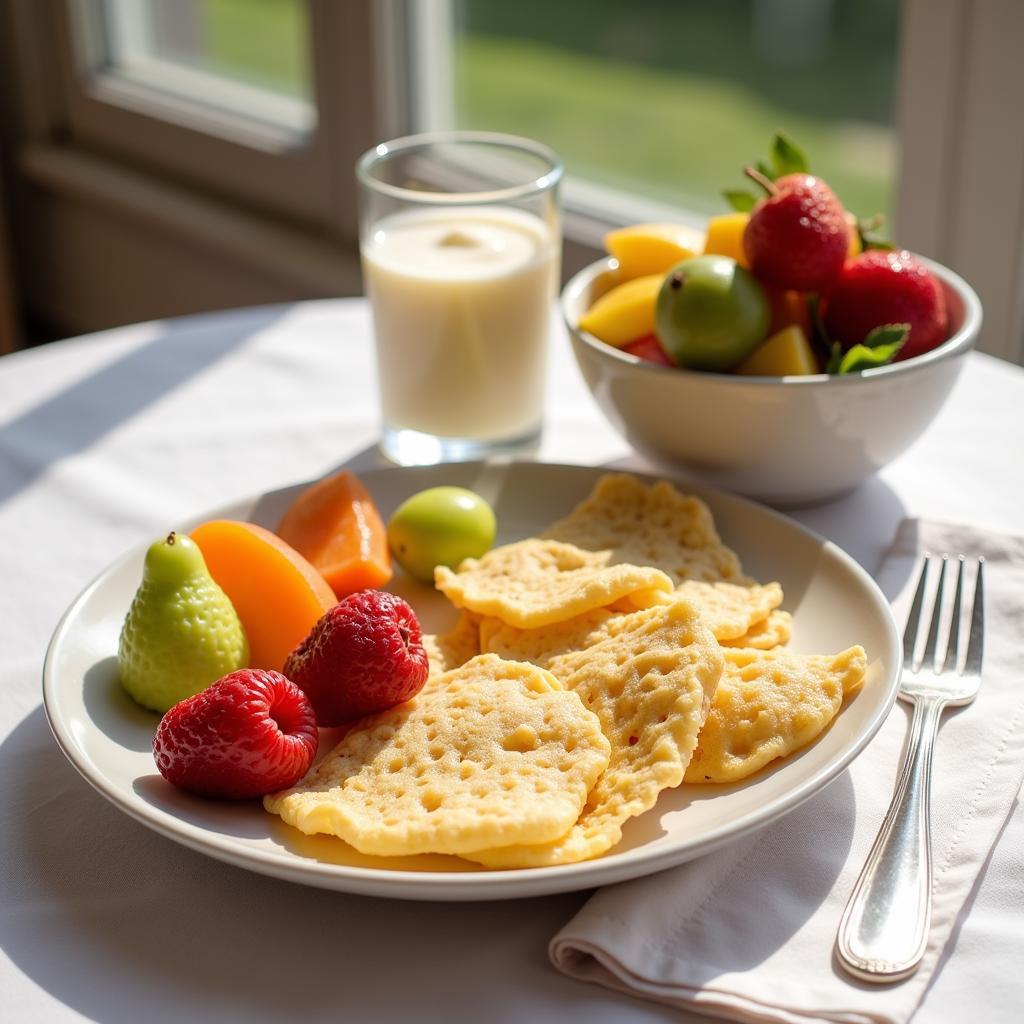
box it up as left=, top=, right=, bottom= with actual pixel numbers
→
left=357, top=132, right=563, bottom=465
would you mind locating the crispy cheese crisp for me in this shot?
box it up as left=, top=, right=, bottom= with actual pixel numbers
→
left=265, top=655, right=611, bottom=857
left=721, top=610, right=793, bottom=650
left=684, top=645, right=867, bottom=784
left=479, top=608, right=614, bottom=668
left=464, top=601, right=723, bottom=867
left=422, top=611, right=481, bottom=676
left=434, top=537, right=672, bottom=629
left=543, top=473, right=747, bottom=584
left=487, top=580, right=783, bottom=655
left=674, top=580, right=784, bottom=641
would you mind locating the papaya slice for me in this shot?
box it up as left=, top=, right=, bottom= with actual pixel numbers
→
left=191, top=520, right=336, bottom=672
left=275, top=470, right=392, bottom=599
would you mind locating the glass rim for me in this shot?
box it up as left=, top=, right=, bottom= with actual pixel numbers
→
left=356, top=130, right=564, bottom=205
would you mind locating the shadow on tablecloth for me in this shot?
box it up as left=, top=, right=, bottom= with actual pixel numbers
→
left=0, top=305, right=291, bottom=509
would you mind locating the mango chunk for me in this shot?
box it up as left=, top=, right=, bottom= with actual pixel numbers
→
left=704, top=212, right=750, bottom=267
left=736, top=325, right=819, bottom=376
left=845, top=212, right=862, bottom=260
left=578, top=274, right=662, bottom=347
left=605, top=223, right=704, bottom=280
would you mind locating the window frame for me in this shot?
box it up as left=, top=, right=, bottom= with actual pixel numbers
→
left=47, top=0, right=376, bottom=234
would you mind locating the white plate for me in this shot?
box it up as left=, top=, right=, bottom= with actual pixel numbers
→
left=43, top=462, right=900, bottom=901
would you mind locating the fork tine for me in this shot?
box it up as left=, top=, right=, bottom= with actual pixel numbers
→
left=964, top=558, right=985, bottom=677
left=903, top=556, right=931, bottom=668
left=941, top=556, right=965, bottom=674
left=920, top=555, right=947, bottom=670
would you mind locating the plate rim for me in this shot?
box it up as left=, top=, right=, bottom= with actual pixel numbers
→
left=42, top=460, right=901, bottom=900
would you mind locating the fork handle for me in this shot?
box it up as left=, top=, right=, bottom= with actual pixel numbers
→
left=836, top=696, right=945, bottom=982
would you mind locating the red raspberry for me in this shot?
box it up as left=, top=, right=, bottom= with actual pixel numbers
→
left=743, top=174, right=850, bottom=292
left=623, top=334, right=675, bottom=366
left=153, top=669, right=318, bottom=799
left=284, top=590, right=429, bottom=726
left=823, top=250, right=948, bottom=361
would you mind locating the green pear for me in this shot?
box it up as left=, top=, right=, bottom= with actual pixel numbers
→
left=118, top=532, right=249, bottom=712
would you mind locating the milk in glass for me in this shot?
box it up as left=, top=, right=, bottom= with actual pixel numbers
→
left=362, top=206, right=558, bottom=442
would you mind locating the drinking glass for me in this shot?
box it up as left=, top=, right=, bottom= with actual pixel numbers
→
left=357, top=131, right=563, bottom=465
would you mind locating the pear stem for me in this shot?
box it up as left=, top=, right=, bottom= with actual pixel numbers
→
left=166, top=531, right=176, bottom=546
left=744, top=165, right=778, bottom=197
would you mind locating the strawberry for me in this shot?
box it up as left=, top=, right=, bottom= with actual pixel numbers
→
left=153, top=669, right=318, bottom=799
left=284, top=590, right=429, bottom=726
left=824, top=250, right=948, bottom=361
left=743, top=173, right=850, bottom=292
left=622, top=334, right=675, bottom=366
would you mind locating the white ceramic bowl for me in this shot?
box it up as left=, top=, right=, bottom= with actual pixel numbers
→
left=562, top=256, right=982, bottom=505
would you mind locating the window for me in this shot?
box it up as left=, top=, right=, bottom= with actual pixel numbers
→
left=51, top=0, right=374, bottom=228
left=3, top=0, right=1022, bottom=361
left=89, top=0, right=317, bottom=138
left=404, top=0, right=900, bottom=239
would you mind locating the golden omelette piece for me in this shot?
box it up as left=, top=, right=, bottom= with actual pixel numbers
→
left=422, top=611, right=481, bottom=676
left=543, top=473, right=748, bottom=584
left=721, top=610, right=793, bottom=650
left=683, top=645, right=867, bottom=784
left=434, top=537, right=673, bottom=629
left=265, top=655, right=611, bottom=857
left=463, top=600, right=724, bottom=868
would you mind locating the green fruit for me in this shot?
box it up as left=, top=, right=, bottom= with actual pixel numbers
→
left=118, top=532, right=249, bottom=712
left=387, top=487, right=497, bottom=584
left=655, top=255, right=770, bottom=371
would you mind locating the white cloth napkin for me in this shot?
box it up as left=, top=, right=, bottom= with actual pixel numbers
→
left=550, top=519, right=1024, bottom=1024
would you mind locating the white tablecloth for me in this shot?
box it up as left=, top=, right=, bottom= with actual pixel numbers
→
left=1, top=300, right=1021, bottom=1023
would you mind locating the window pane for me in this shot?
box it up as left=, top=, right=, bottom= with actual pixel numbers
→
left=450, top=0, right=900, bottom=222
left=95, top=0, right=316, bottom=133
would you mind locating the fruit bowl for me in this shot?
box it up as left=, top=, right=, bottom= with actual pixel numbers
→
left=562, top=256, right=981, bottom=506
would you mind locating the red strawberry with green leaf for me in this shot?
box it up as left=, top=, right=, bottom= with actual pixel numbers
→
left=823, top=250, right=948, bottom=361
left=743, top=170, right=851, bottom=292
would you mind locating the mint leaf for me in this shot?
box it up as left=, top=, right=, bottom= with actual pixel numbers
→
left=863, top=323, right=910, bottom=349
left=723, top=189, right=757, bottom=212
left=837, top=340, right=904, bottom=373
left=771, top=132, right=809, bottom=176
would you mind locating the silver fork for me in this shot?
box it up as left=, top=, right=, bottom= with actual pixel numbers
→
left=835, top=554, right=985, bottom=983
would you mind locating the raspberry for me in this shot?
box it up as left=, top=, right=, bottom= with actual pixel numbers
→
left=823, top=250, right=948, bottom=361
left=743, top=173, right=850, bottom=292
left=284, top=590, right=429, bottom=726
left=153, top=669, right=318, bottom=799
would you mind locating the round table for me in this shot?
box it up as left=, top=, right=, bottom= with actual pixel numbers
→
left=1, top=299, right=1021, bottom=1023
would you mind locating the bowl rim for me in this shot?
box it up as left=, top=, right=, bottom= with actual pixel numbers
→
left=561, top=254, right=982, bottom=385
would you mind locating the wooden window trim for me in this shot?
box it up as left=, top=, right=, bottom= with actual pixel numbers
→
left=43, top=0, right=377, bottom=237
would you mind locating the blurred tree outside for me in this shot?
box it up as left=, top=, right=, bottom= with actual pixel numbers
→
left=194, top=0, right=899, bottom=220
left=452, top=0, right=899, bottom=220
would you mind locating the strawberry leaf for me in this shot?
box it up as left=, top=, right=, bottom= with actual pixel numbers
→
left=862, top=323, right=910, bottom=349
left=836, top=338, right=905, bottom=373
left=856, top=213, right=893, bottom=253
left=723, top=189, right=758, bottom=213
left=771, top=132, right=809, bottom=176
